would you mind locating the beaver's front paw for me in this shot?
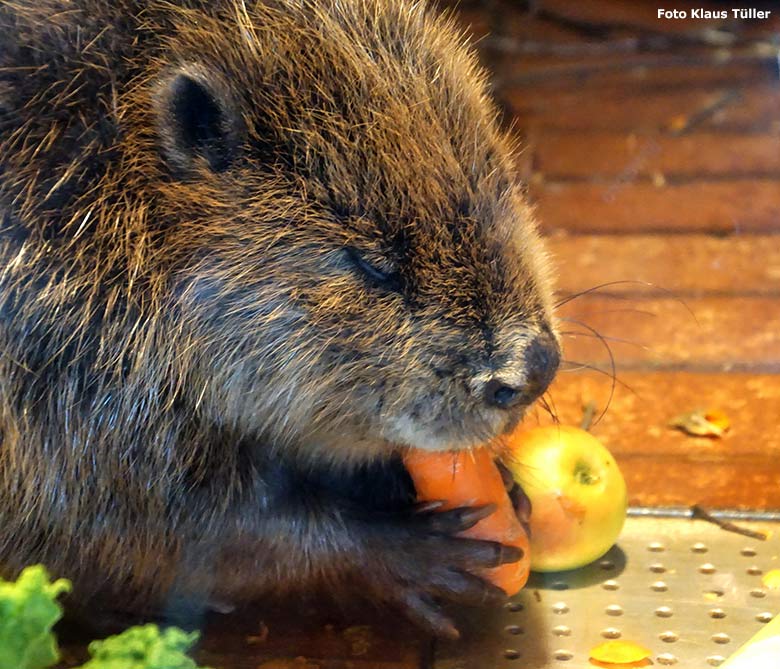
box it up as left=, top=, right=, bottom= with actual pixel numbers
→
left=358, top=504, right=523, bottom=639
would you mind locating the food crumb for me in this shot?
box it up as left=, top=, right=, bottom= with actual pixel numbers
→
left=343, top=626, right=373, bottom=656
left=589, top=639, right=653, bottom=667
left=762, top=569, right=780, bottom=589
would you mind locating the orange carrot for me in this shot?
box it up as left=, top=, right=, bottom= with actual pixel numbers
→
left=403, top=448, right=530, bottom=596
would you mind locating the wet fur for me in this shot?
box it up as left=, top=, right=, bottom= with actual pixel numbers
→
left=0, top=0, right=557, bottom=634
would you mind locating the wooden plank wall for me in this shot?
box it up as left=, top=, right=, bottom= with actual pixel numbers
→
left=450, top=0, right=780, bottom=510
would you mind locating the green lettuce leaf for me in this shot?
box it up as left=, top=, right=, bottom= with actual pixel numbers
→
left=78, top=624, right=210, bottom=669
left=0, top=564, right=71, bottom=669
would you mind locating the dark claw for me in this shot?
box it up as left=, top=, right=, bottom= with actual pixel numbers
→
left=497, top=460, right=514, bottom=490
left=401, top=591, right=460, bottom=640
left=511, top=486, right=532, bottom=525
left=442, top=536, right=523, bottom=570
left=430, top=569, right=507, bottom=606
left=412, top=500, right=445, bottom=513
left=496, top=461, right=532, bottom=525
left=497, top=543, right=525, bottom=565
left=420, top=503, right=496, bottom=535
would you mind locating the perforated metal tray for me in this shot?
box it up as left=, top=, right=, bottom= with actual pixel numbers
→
left=435, top=509, right=780, bottom=668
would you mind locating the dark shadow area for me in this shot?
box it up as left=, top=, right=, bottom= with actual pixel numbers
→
left=435, top=596, right=550, bottom=669
left=526, top=544, right=629, bottom=591
left=55, top=590, right=433, bottom=669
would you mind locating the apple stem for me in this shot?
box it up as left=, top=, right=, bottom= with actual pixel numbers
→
left=580, top=401, right=597, bottom=432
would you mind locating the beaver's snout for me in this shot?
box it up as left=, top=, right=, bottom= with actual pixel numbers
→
left=480, top=331, right=561, bottom=410
left=521, top=330, right=561, bottom=403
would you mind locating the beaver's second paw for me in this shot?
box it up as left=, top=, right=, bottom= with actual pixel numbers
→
left=358, top=504, right=522, bottom=639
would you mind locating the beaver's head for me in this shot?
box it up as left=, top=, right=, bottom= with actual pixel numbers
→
left=154, top=0, right=559, bottom=463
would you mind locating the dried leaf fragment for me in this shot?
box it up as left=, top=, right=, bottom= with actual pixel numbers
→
left=762, top=568, right=780, bottom=589
left=667, top=114, right=688, bottom=133
left=703, top=409, right=730, bottom=431
left=669, top=408, right=730, bottom=438
left=589, top=639, right=653, bottom=667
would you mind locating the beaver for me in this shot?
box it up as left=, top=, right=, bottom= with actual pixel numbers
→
left=0, top=0, right=560, bottom=638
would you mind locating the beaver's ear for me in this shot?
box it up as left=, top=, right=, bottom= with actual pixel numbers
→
left=157, top=69, right=243, bottom=174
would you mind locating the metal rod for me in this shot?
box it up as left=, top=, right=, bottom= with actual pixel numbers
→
left=628, top=506, right=780, bottom=522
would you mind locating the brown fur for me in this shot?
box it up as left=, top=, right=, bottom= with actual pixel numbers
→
left=0, top=0, right=558, bottom=635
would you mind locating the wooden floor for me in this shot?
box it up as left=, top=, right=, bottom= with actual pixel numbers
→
left=58, top=1, right=780, bottom=666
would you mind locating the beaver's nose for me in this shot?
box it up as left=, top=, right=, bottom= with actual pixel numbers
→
left=483, top=332, right=561, bottom=409
left=483, top=378, right=523, bottom=409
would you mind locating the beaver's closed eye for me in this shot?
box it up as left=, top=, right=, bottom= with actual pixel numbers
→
left=344, top=246, right=402, bottom=292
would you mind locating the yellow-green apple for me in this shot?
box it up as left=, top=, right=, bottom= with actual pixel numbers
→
left=505, top=425, right=627, bottom=572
